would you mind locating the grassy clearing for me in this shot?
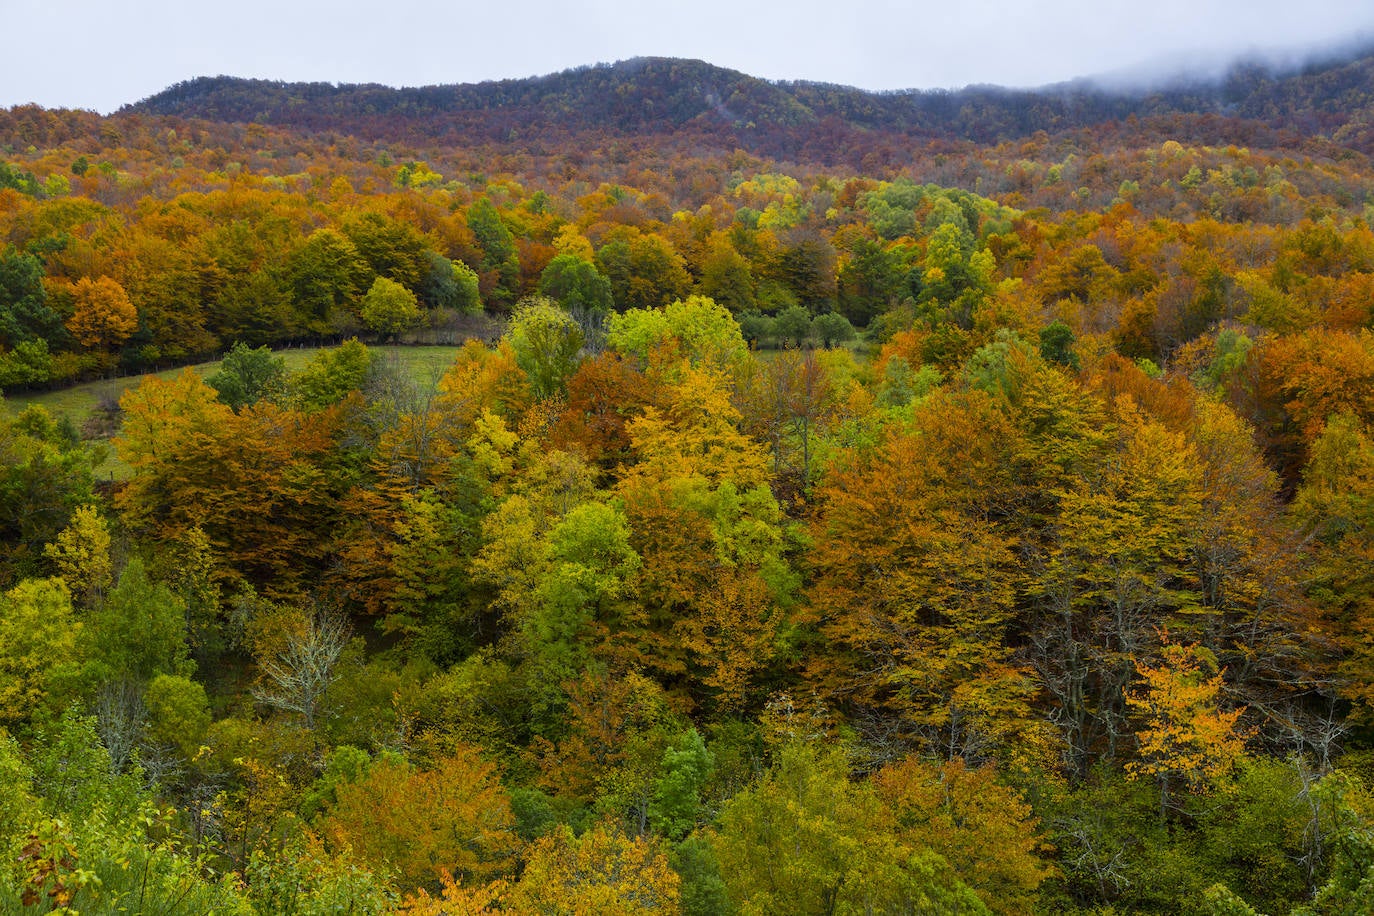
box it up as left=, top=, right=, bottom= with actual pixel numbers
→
left=4, top=344, right=466, bottom=481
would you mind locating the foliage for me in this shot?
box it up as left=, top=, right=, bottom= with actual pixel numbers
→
left=83, top=556, right=191, bottom=685
left=292, top=338, right=373, bottom=409
left=540, top=253, right=614, bottom=313
left=8, top=60, right=1374, bottom=911
left=1124, top=641, right=1249, bottom=797
left=505, top=296, right=585, bottom=399
left=208, top=341, right=287, bottom=410
left=505, top=823, right=681, bottom=915
left=41, top=503, right=111, bottom=607
left=711, top=742, right=989, bottom=915
left=607, top=295, right=747, bottom=370
left=0, top=578, right=82, bottom=727
left=320, top=744, right=518, bottom=892
left=361, top=276, right=424, bottom=341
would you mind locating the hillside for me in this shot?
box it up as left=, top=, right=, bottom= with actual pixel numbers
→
left=121, top=48, right=1374, bottom=157
left=6, top=41, right=1374, bottom=916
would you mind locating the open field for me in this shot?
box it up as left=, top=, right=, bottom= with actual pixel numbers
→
left=4, top=345, right=466, bottom=480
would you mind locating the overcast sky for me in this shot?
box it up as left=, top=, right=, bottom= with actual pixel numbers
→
left=5, top=0, right=1374, bottom=114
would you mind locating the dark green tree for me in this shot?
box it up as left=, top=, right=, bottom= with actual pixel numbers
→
left=207, top=342, right=286, bottom=411
left=538, top=254, right=614, bottom=313
left=0, top=248, right=63, bottom=348
left=421, top=251, right=482, bottom=314
left=1039, top=319, right=1081, bottom=369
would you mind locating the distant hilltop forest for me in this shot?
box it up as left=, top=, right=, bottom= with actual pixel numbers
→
left=120, top=49, right=1374, bottom=158
left=5, top=44, right=1374, bottom=915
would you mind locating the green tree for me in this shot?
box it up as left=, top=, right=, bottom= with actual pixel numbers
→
left=811, top=311, right=855, bottom=348
left=466, top=198, right=520, bottom=308
left=0, top=578, right=82, bottom=727
left=1039, top=319, right=1080, bottom=369
left=0, top=248, right=62, bottom=348
left=0, top=406, right=94, bottom=585
left=0, top=339, right=54, bottom=390
left=84, top=558, right=190, bottom=685
left=527, top=499, right=640, bottom=683
left=607, top=295, right=747, bottom=370
left=648, top=728, right=714, bottom=840
left=539, top=253, right=614, bottom=313
left=773, top=305, right=813, bottom=348
left=697, top=236, right=757, bottom=313
left=506, top=296, right=584, bottom=399
left=286, top=228, right=372, bottom=336
left=1291, top=414, right=1374, bottom=725
left=917, top=223, right=995, bottom=329
left=837, top=236, right=906, bottom=327
left=360, top=276, right=423, bottom=342
left=3, top=711, right=251, bottom=914
left=143, top=673, right=211, bottom=757
left=291, top=339, right=373, bottom=409
left=208, top=341, right=287, bottom=410
left=422, top=252, right=482, bottom=314
left=712, top=742, right=989, bottom=915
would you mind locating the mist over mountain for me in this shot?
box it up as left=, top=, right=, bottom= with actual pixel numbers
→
left=1074, top=30, right=1374, bottom=93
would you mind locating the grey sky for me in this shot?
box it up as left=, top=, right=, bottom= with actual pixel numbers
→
left=4, top=0, right=1374, bottom=114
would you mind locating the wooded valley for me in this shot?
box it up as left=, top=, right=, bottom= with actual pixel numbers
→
left=3, top=50, right=1374, bottom=913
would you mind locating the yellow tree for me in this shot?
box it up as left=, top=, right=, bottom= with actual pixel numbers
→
left=1291, top=413, right=1374, bottom=725
left=321, top=745, right=519, bottom=892
left=871, top=756, right=1054, bottom=916
left=615, top=365, right=793, bottom=708
left=711, top=742, right=989, bottom=915
left=620, top=363, right=769, bottom=489
left=505, top=823, right=680, bottom=915
left=807, top=389, right=1031, bottom=757
left=64, top=275, right=137, bottom=351
left=1030, top=395, right=1206, bottom=774
left=1125, top=641, right=1249, bottom=806
left=42, top=504, right=112, bottom=608
left=0, top=578, right=82, bottom=726
left=117, top=371, right=347, bottom=598
left=397, top=873, right=507, bottom=915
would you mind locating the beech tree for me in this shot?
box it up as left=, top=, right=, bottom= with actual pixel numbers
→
left=808, top=389, right=1030, bottom=757
left=1125, top=642, right=1249, bottom=805
left=506, top=823, right=680, bottom=915
left=64, top=275, right=137, bottom=351
left=0, top=578, right=82, bottom=727
left=538, top=253, right=614, bottom=313
left=505, top=296, right=584, bottom=399
left=872, top=756, right=1053, bottom=915
left=320, top=744, right=519, bottom=891
left=711, top=742, right=989, bottom=915
left=42, top=504, right=112, bottom=608
left=360, top=275, right=422, bottom=341
left=0, top=248, right=61, bottom=348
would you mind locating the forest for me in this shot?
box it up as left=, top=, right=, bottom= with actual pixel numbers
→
left=3, top=48, right=1374, bottom=914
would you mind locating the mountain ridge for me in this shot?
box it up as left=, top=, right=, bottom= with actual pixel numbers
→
left=116, top=49, right=1374, bottom=160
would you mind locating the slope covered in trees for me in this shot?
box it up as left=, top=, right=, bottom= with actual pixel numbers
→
left=123, top=47, right=1374, bottom=158
left=4, top=47, right=1374, bottom=914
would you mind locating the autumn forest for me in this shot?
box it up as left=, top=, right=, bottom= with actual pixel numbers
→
left=4, top=50, right=1374, bottom=914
